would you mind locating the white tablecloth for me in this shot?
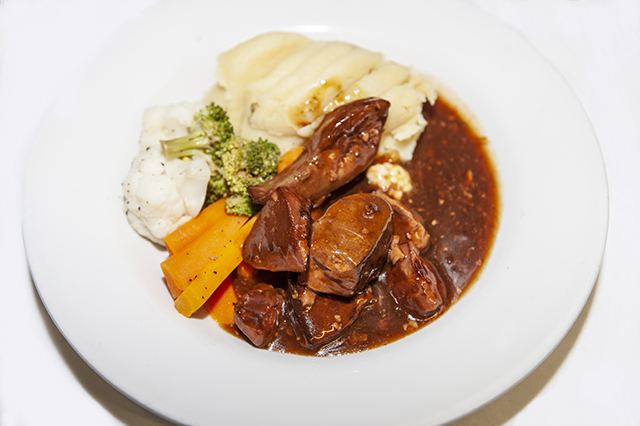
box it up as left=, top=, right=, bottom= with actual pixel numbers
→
left=1, top=1, right=638, bottom=424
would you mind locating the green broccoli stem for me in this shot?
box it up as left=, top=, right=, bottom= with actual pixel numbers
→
left=161, top=102, right=234, bottom=162
left=161, top=131, right=210, bottom=160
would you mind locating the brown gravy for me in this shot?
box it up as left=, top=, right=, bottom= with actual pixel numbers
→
left=226, top=98, right=499, bottom=356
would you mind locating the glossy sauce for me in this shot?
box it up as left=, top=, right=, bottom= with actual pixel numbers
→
left=405, top=100, right=499, bottom=302
left=226, top=99, right=499, bottom=356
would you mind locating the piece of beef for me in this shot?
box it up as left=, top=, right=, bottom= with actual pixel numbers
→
left=248, top=98, right=390, bottom=207
left=234, top=283, right=285, bottom=348
left=386, top=241, right=446, bottom=320
left=242, top=187, right=312, bottom=272
left=375, top=191, right=430, bottom=250
left=288, top=279, right=373, bottom=350
left=302, top=193, right=394, bottom=297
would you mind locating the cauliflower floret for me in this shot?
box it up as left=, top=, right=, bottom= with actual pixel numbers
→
left=164, top=156, right=211, bottom=217
left=122, top=147, right=190, bottom=245
left=366, top=162, right=413, bottom=200
left=139, top=102, right=202, bottom=150
left=122, top=102, right=210, bottom=246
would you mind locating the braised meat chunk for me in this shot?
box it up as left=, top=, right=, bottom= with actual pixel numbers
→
left=302, top=193, right=394, bottom=297
left=387, top=241, right=446, bottom=319
left=248, top=98, right=390, bottom=206
left=234, top=283, right=285, bottom=348
left=243, top=187, right=312, bottom=272
left=376, top=191, right=430, bottom=250
left=288, top=279, right=373, bottom=350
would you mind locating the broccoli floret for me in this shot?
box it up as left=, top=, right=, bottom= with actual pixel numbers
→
left=161, top=102, right=234, bottom=163
left=224, top=194, right=258, bottom=217
left=204, top=169, right=228, bottom=207
left=245, top=138, right=280, bottom=177
left=161, top=102, right=280, bottom=215
left=220, top=137, right=281, bottom=216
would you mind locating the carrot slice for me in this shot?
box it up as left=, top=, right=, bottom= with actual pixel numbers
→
left=161, top=212, right=249, bottom=299
left=204, top=277, right=238, bottom=326
left=277, top=146, right=304, bottom=173
left=164, top=198, right=227, bottom=255
left=174, top=215, right=257, bottom=317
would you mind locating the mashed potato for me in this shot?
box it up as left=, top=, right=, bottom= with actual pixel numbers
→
left=206, top=32, right=438, bottom=161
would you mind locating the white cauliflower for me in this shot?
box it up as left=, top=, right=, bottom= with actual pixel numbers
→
left=122, top=102, right=210, bottom=246
left=139, top=102, right=201, bottom=150
left=366, top=162, right=413, bottom=200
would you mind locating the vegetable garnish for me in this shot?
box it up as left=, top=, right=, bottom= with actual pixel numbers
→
left=164, top=197, right=227, bottom=255
left=160, top=203, right=249, bottom=299
left=162, top=101, right=280, bottom=217
left=161, top=103, right=234, bottom=162
left=174, top=215, right=258, bottom=317
left=204, top=277, right=238, bottom=326
left=220, top=137, right=280, bottom=216
left=277, top=146, right=304, bottom=174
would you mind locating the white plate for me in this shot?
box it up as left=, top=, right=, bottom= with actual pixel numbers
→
left=23, top=0, right=608, bottom=425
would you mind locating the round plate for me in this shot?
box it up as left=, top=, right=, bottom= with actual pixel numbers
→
left=23, top=0, right=608, bottom=425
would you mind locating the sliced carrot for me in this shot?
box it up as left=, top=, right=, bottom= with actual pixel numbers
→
left=174, top=215, right=258, bottom=317
left=161, top=212, right=249, bottom=299
left=277, top=146, right=304, bottom=173
left=204, top=277, right=238, bottom=326
left=164, top=198, right=227, bottom=255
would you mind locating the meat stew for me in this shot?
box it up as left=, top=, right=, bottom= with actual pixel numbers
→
left=225, top=98, right=499, bottom=356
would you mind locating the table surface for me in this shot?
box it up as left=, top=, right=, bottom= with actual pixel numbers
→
left=1, top=1, right=638, bottom=425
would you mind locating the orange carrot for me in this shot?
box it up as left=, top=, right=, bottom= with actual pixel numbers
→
left=174, top=215, right=258, bottom=317
left=277, top=146, right=304, bottom=173
left=204, top=277, right=238, bottom=326
left=164, top=198, right=228, bottom=255
left=161, top=211, right=249, bottom=299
